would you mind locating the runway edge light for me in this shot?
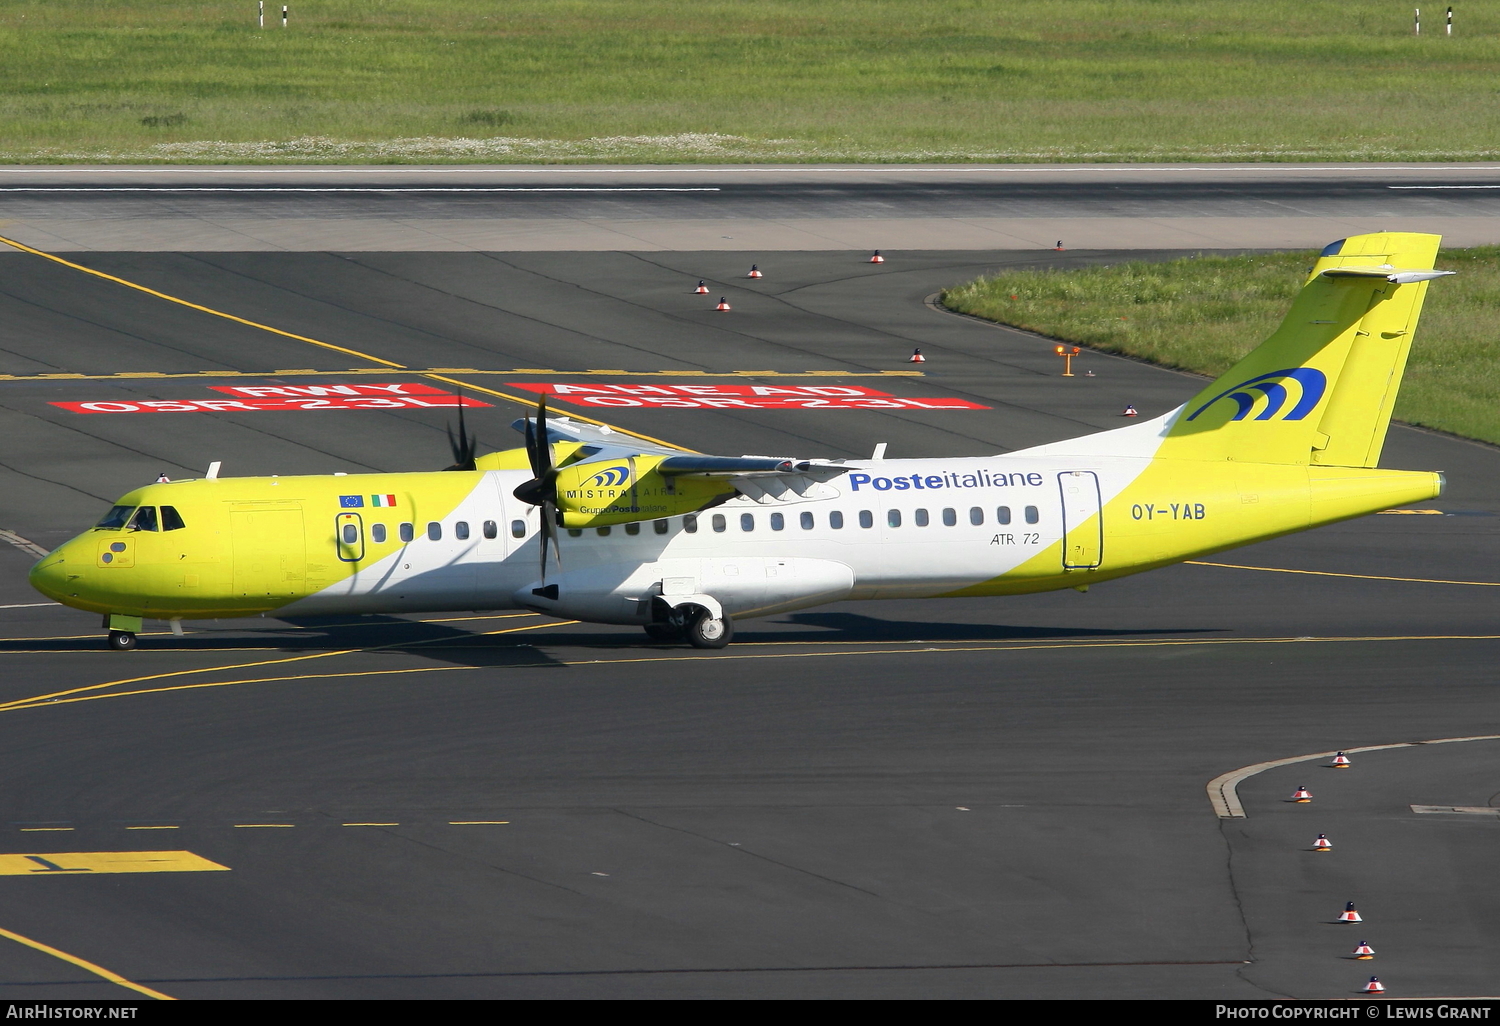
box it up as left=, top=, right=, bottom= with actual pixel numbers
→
left=1354, top=941, right=1375, bottom=959
left=1332, top=751, right=1352, bottom=768
left=1338, top=902, right=1363, bottom=923
left=1292, top=785, right=1313, bottom=802
left=1314, top=833, right=1332, bottom=852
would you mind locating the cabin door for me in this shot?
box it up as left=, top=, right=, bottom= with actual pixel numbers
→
left=1058, top=471, right=1103, bottom=570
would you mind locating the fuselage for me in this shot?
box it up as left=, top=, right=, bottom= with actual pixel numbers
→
left=28, top=415, right=1443, bottom=628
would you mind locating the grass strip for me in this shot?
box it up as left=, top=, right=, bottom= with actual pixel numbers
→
left=7, top=1, right=1500, bottom=163
left=940, top=247, right=1500, bottom=446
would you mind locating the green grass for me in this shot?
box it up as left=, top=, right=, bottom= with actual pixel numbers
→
left=8, top=1, right=1500, bottom=162
left=941, top=248, right=1500, bottom=446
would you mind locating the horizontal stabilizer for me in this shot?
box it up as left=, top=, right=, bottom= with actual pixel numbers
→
left=1322, top=267, right=1455, bottom=284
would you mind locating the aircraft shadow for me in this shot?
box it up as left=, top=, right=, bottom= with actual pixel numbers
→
left=0, top=613, right=1218, bottom=669
left=744, top=611, right=1220, bottom=644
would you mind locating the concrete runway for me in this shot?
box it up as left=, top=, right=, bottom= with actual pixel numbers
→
left=0, top=239, right=1496, bottom=999
left=8, top=163, right=1500, bottom=251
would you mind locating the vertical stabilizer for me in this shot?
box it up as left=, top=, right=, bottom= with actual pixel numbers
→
left=1163, top=233, right=1449, bottom=467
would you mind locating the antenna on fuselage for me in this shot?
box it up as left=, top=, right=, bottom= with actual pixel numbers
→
left=205, top=461, right=222, bottom=480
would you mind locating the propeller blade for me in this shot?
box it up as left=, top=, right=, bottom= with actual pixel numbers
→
left=536, top=395, right=552, bottom=476
left=444, top=390, right=478, bottom=471
left=539, top=499, right=562, bottom=580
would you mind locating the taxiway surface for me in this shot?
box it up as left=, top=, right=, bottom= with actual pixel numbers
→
left=0, top=245, right=1495, bottom=999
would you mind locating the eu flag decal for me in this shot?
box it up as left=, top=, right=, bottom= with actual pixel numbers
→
left=339, top=495, right=365, bottom=508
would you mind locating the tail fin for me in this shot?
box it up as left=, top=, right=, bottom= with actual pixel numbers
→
left=1165, top=233, right=1450, bottom=468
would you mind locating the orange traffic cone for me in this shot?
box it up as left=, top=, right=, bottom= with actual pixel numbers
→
left=1332, top=752, right=1351, bottom=768
left=1122, top=404, right=1139, bottom=418
left=694, top=280, right=710, bottom=294
left=910, top=348, right=926, bottom=364
left=1339, top=902, right=1363, bottom=923
left=715, top=298, right=731, bottom=311
left=1354, top=941, right=1375, bottom=960
left=1363, top=977, right=1385, bottom=994
left=1292, top=785, right=1312, bottom=803
left=1055, top=240, right=1065, bottom=251
left=1314, top=833, right=1332, bottom=852
left=747, top=264, right=763, bottom=279
left=870, top=251, right=885, bottom=263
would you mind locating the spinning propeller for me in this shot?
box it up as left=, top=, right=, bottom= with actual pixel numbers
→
left=512, top=395, right=562, bottom=579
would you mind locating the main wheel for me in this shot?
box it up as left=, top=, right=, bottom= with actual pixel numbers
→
left=107, top=630, right=137, bottom=652
left=643, top=623, right=684, bottom=643
left=685, top=609, right=733, bottom=650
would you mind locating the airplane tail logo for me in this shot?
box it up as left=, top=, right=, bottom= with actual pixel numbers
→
left=1185, top=368, right=1327, bottom=423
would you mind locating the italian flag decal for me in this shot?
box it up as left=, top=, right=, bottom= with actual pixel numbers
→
left=371, top=494, right=397, bottom=507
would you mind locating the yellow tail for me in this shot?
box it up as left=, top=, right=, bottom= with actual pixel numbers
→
left=1165, top=232, right=1449, bottom=468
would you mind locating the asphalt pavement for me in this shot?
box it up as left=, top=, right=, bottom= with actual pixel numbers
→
left=0, top=242, right=1494, bottom=999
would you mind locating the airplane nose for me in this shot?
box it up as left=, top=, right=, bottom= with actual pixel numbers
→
left=28, top=551, right=66, bottom=601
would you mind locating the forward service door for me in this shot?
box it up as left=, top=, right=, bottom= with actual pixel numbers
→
left=1058, top=471, right=1103, bottom=570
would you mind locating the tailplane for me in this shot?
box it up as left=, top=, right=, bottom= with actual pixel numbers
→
left=1164, top=233, right=1450, bottom=468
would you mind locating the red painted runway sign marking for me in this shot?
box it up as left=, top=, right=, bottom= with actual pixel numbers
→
left=51, top=383, right=493, bottom=414
left=508, top=382, right=989, bottom=410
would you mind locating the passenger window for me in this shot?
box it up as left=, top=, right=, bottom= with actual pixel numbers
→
left=625, top=522, right=640, bottom=535
left=567, top=528, right=583, bottom=537
left=997, top=506, right=1012, bottom=525
left=858, top=510, right=873, bottom=529
left=455, top=521, right=470, bottom=541
left=596, top=526, right=611, bottom=537
left=800, top=511, right=814, bottom=530
left=712, top=514, right=726, bottom=533
left=95, top=505, right=135, bottom=530
left=503, top=520, right=518, bottom=539
left=830, top=511, right=844, bottom=529
left=970, top=507, right=984, bottom=526
left=942, top=508, right=957, bottom=527
left=371, top=523, right=387, bottom=543
left=160, top=505, right=186, bottom=531
left=887, top=509, right=901, bottom=528
left=342, top=524, right=358, bottom=544
left=654, top=519, right=669, bottom=535
left=740, top=513, right=754, bottom=532
left=683, top=514, right=698, bottom=534
left=427, top=522, right=442, bottom=541
left=127, top=506, right=159, bottom=532
left=915, top=508, right=929, bottom=527
left=399, top=522, right=414, bottom=543
left=770, top=512, right=784, bottom=531
left=1025, top=505, right=1040, bottom=524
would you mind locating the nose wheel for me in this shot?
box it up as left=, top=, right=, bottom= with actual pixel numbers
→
left=107, top=630, right=137, bottom=652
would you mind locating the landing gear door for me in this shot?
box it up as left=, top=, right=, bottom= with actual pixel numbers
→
left=1059, top=470, right=1103, bottom=570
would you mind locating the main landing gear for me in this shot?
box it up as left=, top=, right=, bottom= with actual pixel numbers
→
left=642, top=605, right=734, bottom=650
left=107, top=630, right=137, bottom=652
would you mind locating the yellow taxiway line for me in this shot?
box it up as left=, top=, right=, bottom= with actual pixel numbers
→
left=0, top=231, right=692, bottom=453
left=0, top=924, right=174, bottom=1000
left=1187, top=560, right=1500, bottom=587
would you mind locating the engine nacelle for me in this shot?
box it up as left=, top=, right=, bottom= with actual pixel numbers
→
left=514, top=556, right=855, bottom=625
left=552, top=455, right=732, bottom=529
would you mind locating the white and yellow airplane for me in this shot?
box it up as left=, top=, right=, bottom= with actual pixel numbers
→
left=29, top=232, right=1451, bottom=652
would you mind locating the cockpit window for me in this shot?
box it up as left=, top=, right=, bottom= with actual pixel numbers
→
left=95, top=505, right=135, bottom=530
left=127, top=506, right=159, bottom=532
left=160, top=506, right=186, bottom=531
